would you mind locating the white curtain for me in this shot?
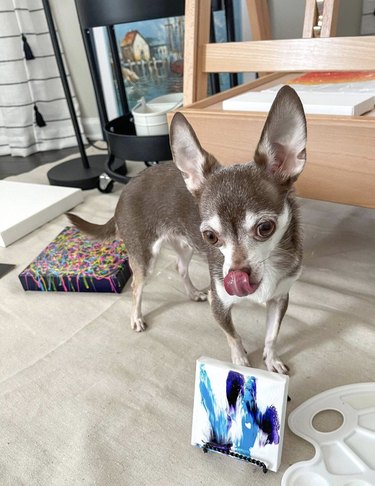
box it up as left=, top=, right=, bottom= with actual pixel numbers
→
left=0, top=0, right=86, bottom=157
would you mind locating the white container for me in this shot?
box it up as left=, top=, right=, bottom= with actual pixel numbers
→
left=131, top=93, right=183, bottom=136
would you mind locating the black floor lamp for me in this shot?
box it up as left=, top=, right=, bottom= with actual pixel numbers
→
left=42, top=0, right=108, bottom=190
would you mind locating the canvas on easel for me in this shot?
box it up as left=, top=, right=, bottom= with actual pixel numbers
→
left=191, top=357, right=289, bottom=473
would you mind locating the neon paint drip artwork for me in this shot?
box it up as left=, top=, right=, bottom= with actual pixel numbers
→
left=19, top=226, right=131, bottom=293
left=191, top=358, right=289, bottom=472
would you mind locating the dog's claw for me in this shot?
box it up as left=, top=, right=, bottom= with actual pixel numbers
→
left=264, top=352, right=289, bottom=374
left=131, top=317, right=147, bottom=332
left=270, top=362, right=289, bottom=375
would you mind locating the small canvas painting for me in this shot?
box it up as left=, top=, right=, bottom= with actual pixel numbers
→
left=19, top=227, right=131, bottom=293
left=191, top=357, right=289, bottom=472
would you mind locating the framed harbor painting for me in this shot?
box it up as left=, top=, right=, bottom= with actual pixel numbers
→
left=92, top=10, right=232, bottom=118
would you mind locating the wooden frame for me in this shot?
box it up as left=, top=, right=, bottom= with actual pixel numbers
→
left=173, top=0, right=375, bottom=208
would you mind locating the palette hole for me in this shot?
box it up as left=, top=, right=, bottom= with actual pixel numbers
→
left=358, top=412, right=375, bottom=432
left=292, top=472, right=330, bottom=486
left=342, top=393, right=375, bottom=410
left=345, top=429, right=375, bottom=468
left=312, top=409, right=344, bottom=433
left=321, top=443, right=361, bottom=475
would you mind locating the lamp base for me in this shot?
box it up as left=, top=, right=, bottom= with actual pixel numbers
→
left=47, top=155, right=126, bottom=190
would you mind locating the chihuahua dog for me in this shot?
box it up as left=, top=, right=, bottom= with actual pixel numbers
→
left=68, top=86, right=307, bottom=374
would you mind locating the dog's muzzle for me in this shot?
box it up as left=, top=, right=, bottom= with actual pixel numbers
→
left=223, top=270, right=259, bottom=297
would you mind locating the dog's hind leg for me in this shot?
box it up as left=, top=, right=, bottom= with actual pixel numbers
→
left=128, top=256, right=148, bottom=332
left=170, top=238, right=207, bottom=302
left=127, top=236, right=164, bottom=332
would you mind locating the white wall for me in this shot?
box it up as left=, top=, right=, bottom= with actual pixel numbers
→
left=361, top=0, right=375, bottom=34
left=241, top=0, right=363, bottom=40
left=239, top=0, right=362, bottom=84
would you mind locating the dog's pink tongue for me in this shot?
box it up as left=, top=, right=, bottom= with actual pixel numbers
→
left=224, top=271, right=258, bottom=297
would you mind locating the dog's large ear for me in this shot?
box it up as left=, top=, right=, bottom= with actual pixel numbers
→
left=170, top=112, right=218, bottom=195
left=254, top=86, right=307, bottom=182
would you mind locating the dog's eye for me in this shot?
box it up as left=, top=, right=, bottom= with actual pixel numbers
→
left=256, top=220, right=276, bottom=239
left=202, top=230, right=218, bottom=245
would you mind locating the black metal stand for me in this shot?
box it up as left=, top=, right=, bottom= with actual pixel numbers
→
left=202, top=442, right=268, bottom=473
left=42, top=0, right=109, bottom=190
left=71, top=0, right=236, bottom=190
left=74, top=0, right=187, bottom=189
left=46, top=154, right=107, bottom=190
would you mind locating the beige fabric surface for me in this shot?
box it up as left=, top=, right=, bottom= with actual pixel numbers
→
left=0, top=154, right=374, bottom=485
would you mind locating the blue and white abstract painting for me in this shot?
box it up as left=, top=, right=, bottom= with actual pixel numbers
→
left=191, top=357, right=289, bottom=472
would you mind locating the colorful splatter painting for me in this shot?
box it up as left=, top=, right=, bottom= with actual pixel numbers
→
left=19, top=226, right=131, bottom=293
left=191, top=357, right=289, bottom=472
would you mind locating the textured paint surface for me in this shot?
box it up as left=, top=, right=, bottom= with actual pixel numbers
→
left=290, top=71, right=375, bottom=85
left=199, top=365, right=230, bottom=447
left=199, top=365, right=280, bottom=458
left=19, top=227, right=130, bottom=293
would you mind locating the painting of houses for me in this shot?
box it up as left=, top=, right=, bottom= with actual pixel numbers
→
left=150, top=44, right=168, bottom=61
left=120, top=30, right=150, bottom=62
left=114, top=16, right=185, bottom=110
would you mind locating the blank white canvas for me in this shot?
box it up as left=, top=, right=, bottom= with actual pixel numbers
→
left=0, top=181, right=83, bottom=247
left=223, top=90, right=375, bottom=116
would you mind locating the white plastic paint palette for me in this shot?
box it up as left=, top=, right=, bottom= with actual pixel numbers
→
left=282, top=383, right=375, bottom=485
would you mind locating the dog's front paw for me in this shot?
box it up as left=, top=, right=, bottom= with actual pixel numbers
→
left=189, top=289, right=208, bottom=302
left=232, top=355, right=251, bottom=367
left=263, top=350, right=289, bottom=374
left=229, top=338, right=250, bottom=367
left=131, top=317, right=147, bottom=332
left=231, top=350, right=251, bottom=367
